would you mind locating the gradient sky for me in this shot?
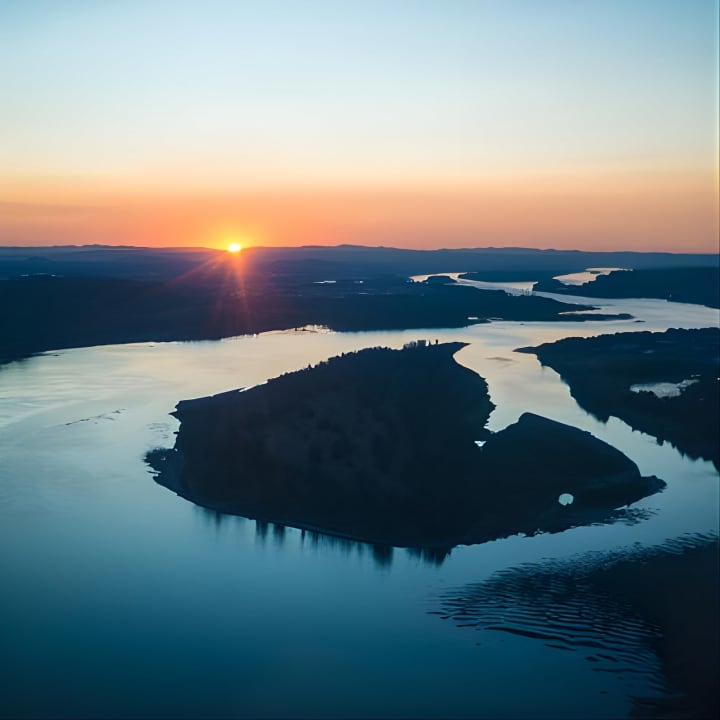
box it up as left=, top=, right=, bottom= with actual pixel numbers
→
left=1, top=0, right=718, bottom=251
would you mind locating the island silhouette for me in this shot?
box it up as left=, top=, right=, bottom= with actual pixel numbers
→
left=147, top=342, right=664, bottom=549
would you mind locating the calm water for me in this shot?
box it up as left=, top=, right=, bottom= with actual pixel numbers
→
left=1, top=287, right=718, bottom=718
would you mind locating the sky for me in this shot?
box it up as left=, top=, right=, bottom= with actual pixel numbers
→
left=1, top=0, right=718, bottom=251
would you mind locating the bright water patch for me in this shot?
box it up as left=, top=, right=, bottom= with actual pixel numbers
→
left=553, top=267, right=629, bottom=286
left=630, top=378, right=699, bottom=398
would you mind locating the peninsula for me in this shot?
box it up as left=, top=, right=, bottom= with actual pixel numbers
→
left=520, top=327, right=720, bottom=468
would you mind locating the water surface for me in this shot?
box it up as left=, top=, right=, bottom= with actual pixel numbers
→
left=1, top=286, right=718, bottom=718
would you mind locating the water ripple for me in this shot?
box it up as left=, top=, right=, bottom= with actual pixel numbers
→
left=432, top=533, right=717, bottom=695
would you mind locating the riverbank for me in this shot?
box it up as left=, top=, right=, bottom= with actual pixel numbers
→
left=520, top=327, right=720, bottom=468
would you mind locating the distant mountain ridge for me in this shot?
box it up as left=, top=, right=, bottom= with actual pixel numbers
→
left=0, top=243, right=717, bottom=281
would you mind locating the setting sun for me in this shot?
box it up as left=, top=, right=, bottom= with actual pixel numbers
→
left=227, top=242, right=242, bottom=253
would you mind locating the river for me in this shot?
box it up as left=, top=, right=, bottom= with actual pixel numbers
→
left=0, top=283, right=717, bottom=718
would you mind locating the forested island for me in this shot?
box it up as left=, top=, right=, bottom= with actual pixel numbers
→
left=147, top=343, right=663, bottom=549
left=520, top=327, right=720, bottom=468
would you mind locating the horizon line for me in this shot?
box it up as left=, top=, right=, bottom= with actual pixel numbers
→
left=1, top=243, right=719, bottom=257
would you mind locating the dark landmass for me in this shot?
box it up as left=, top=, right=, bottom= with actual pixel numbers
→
left=1, top=244, right=716, bottom=282
left=6, top=242, right=715, bottom=364
left=533, top=267, right=720, bottom=308
left=435, top=533, right=719, bottom=719
left=147, top=343, right=663, bottom=549
left=0, top=262, right=625, bottom=365
left=520, top=328, right=720, bottom=468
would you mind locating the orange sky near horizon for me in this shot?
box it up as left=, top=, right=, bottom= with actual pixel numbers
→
left=1, top=169, right=717, bottom=253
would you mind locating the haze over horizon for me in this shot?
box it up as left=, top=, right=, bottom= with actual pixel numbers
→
left=1, top=0, right=718, bottom=252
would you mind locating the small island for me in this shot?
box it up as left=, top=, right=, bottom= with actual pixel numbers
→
left=520, top=327, right=720, bottom=468
left=148, top=343, right=663, bottom=548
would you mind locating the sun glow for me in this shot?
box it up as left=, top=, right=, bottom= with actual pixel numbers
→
left=227, top=242, right=242, bottom=253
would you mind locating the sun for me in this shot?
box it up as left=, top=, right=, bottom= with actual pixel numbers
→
left=227, top=242, right=242, bottom=254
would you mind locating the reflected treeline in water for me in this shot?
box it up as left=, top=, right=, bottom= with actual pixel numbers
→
left=193, top=505, right=244, bottom=530
left=295, top=526, right=452, bottom=567
left=432, top=533, right=719, bottom=718
left=297, top=525, right=395, bottom=567
left=194, top=505, right=451, bottom=567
